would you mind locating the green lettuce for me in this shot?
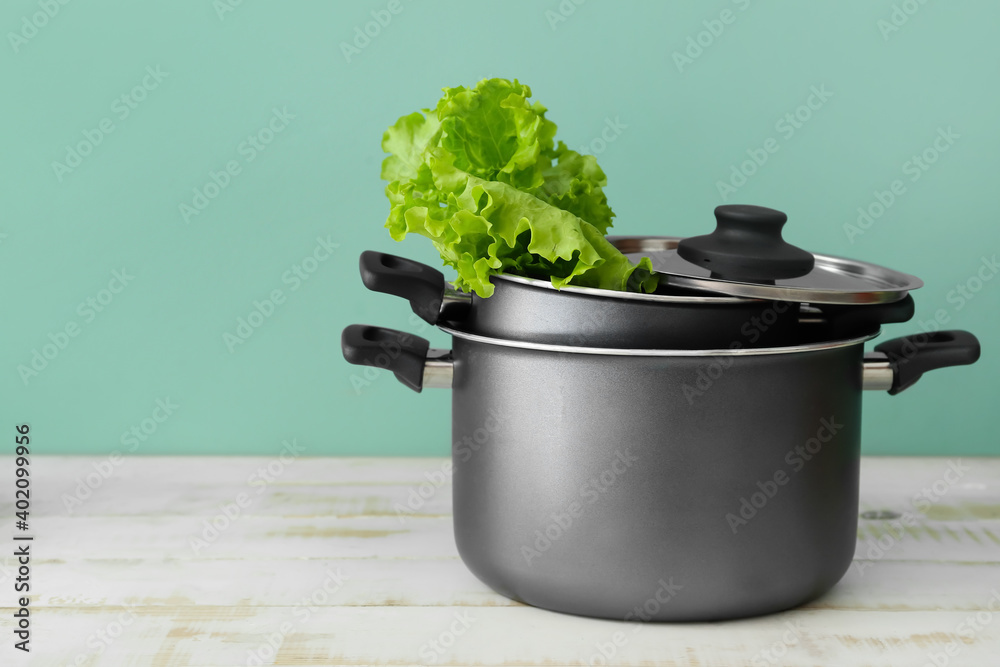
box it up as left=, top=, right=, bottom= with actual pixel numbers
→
left=381, top=78, right=656, bottom=298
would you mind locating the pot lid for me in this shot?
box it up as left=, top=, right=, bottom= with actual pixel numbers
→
left=612, top=205, right=922, bottom=305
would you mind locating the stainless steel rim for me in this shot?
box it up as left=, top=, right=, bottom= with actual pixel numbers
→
left=612, top=235, right=923, bottom=305
left=662, top=270, right=917, bottom=305
left=491, top=273, right=757, bottom=304
left=437, top=325, right=881, bottom=357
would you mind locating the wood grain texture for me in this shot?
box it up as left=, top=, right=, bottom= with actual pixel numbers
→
left=0, top=456, right=998, bottom=666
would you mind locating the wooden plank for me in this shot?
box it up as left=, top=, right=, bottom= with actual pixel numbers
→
left=6, top=456, right=999, bottom=520
left=7, top=512, right=999, bottom=563
left=4, top=456, right=999, bottom=492
left=8, top=506, right=999, bottom=564
left=7, top=456, right=1000, bottom=515
left=17, top=558, right=1000, bottom=612
left=5, top=606, right=1000, bottom=667
left=5, top=457, right=999, bottom=529
left=0, top=455, right=456, bottom=486
left=28, top=558, right=508, bottom=609
left=7, top=515, right=459, bottom=560
left=24, top=481, right=453, bottom=519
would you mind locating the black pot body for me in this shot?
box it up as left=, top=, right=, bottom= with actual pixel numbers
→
left=450, top=337, right=863, bottom=621
left=451, top=275, right=801, bottom=349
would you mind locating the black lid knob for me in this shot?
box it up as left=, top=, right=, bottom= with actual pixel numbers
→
left=677, top=205, right=815, bottom=282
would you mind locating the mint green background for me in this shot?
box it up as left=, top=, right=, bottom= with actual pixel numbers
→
left=2, top=1, right=997, bottom=456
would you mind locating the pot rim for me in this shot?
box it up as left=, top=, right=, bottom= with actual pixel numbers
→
left=491, top=273, right=758, bottom=304
left=437, top=324, right=880, bottom=357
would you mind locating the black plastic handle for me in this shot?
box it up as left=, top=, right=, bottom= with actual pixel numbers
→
left=677, top=205, right=815, bottom=282
left=359, top=251, right=445, bottom=325
left=818, top=294, right=915, bottom=338
left=341, top=324, right=430, bottom=392
left=875, top=330, right=981, bottom=395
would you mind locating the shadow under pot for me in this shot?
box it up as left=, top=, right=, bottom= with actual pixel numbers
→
left=341, top=324, right=980, bottom=620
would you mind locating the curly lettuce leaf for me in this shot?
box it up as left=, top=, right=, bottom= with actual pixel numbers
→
left=381, top=78, right=654, bottom=298
left=537, top=144, right=615, bottom=236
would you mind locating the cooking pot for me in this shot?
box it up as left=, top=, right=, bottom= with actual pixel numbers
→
left=341, top=324, right=979, bottom=620
left=360, top=205, right=919, bottom=349
left=342, top=203, right=982, bottom=621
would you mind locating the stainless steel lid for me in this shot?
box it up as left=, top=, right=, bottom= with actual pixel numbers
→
left=610, top=206, right=922, bottom=305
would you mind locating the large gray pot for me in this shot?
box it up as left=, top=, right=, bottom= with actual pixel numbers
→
left=342, top=324, right=979, bottom=620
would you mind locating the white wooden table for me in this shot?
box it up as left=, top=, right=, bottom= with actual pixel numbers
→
left=2, top=456, right=999, bottom=666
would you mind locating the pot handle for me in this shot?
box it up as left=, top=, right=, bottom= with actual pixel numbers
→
left=359, top=251, right=471, bottom=324
left=341, top=324, right=453, bottom=392
left=812, top=294, right=915, bottom=337
left=863, top=330, right=981, bottom=394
